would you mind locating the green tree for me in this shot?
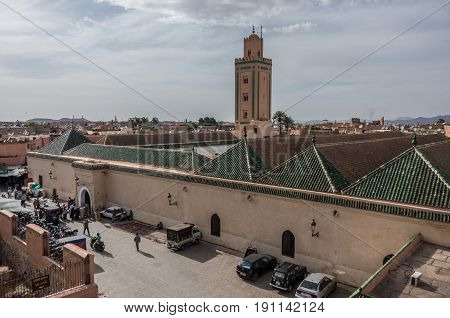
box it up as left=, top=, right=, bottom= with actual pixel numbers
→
left=198, top=117, right=217, bottom=126
left=284, top=116, right=295, bottom=134
left=151, top=117, right=159, bottom=125
left=436, top=118, right=445, bottom=124
left=273, top=111, right=286, bottom=135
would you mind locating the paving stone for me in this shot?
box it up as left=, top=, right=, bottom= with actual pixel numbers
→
left=409, top=287, right=442, bottom=298
left=431, top=253, right=448, bottom=262
left=432, top=260, right=450, bottom=270
left=435, top=268, right=450, bottom=283
left=66, top=220, right=351, bottom=298
left=410, top=255, right=434, bottom=265
left=430, top=280, right=450, bottom=297
left=417, top=245, right=438, bottom=258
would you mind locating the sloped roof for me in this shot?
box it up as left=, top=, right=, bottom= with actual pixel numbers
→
left=258, top=145, right=349, bottom=193
left=344, top=145, right=450, bottom=209
left=196, top=139, right=266, bottom=181
left=248, top=132, right=406, bottom=169
left=63, top=143, right=209, bottom=171
left=39, top=129, right=92, bottom=155
left=317, top=134, right=446, bottom=183
left=99, top=131, right=238, bottom=146
left=418, top=140, right=450, bottom=180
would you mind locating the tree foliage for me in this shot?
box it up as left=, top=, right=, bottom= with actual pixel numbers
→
left=198, top=117, right=217, bottom=126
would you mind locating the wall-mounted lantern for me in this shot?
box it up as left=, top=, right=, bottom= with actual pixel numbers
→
left=49, top=171, right=56, bottom=180
left=310, top=218, right=319, bottom=237
left=167, top=193, right=177, bottom=206
left=333, top=210, right=338, bottom=217
left=75, top=177, right=80, bottom=186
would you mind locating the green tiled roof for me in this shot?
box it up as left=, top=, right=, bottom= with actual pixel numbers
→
left=27, top=151, right=450, bottom=223
left=345, top=147, right=450, bottom=209
left=196, top=139, right=266, bottom=181
left=39, top=129, right=92, bottom=155
left=258, top=145, right=350, bottom=193
left=63, top=143, right=208, bottom=171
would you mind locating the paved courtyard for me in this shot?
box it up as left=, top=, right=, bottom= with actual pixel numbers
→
left=373, top=243, right=450, bottom=298
left=70, top=219, right=352, bottom=298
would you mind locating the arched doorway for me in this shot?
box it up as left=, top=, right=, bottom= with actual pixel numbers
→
left=211, top=214, right=221, bottom=237
left=78, top=187, right=92, bottom=217
left=282, top=230, right=295, bottom=258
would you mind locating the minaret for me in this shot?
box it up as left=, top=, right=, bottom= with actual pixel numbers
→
left=234, top=27, right=273, bottom=139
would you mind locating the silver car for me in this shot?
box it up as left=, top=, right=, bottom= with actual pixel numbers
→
left=100, top=206, right=130, bottom=220
left=295, top=273, right=337, bottom=298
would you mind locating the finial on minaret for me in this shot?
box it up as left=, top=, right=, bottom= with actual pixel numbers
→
left=252, top=25, right=255, bottom=34
left=243, top=126, right=248, bottom=139
left=412, top=133, right=417, bottom=147
left=260, top=25, right=263, bottom=38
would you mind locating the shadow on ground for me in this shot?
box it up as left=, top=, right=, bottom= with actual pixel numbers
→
left=176, top=243, right=220, bottom=263
left=138, top=250, right=155, bottom=259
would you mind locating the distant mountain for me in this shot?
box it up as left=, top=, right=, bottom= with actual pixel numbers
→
left=27, top=118, right=90, bottom=124
left=386, top=115, right=449, bottom=125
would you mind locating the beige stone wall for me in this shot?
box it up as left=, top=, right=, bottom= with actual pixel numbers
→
left=27, top=156, right=450, bottom=287
left=97, top=169, right=449, bottom=286
left=28, top=157, right=76, bottom=200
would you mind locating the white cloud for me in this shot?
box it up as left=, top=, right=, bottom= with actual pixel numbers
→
left=0, top=0, right=449, bottom=122
left=273, top=22, right=316, bottom=34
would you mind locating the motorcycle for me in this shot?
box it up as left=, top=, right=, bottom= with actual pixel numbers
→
left=90, top=237, right=105, bottom=252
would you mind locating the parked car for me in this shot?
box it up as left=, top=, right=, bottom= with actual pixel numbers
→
left=100, top=206, right=131, bottom=220
left=166, top=223, right=201, bottom=251
left=236, top=253, right=277, bottom=282
left=295, top=273, right=337, bottom=298
left=270, top=262, right=307, bottom=292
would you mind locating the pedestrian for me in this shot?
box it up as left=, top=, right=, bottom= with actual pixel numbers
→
left=62, top=205, right=67, bottom=221
left=83, top=219, right=91, bottom=236
left=134, top=233, right=141, bottom=251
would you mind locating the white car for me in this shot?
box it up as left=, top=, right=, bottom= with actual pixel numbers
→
left=100, top=206, right=131, bottom=220
left=295, top=273, right=337, bottom=298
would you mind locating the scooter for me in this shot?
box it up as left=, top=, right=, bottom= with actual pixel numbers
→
left=90, top=237, right=105, bottom=252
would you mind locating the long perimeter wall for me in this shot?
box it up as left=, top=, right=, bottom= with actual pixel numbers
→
left=28, top=155, right=450, bottom=287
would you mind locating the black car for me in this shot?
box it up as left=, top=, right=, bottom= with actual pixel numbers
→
left=236, top=254, right=277, bottom=281
left=270, top=262, right=308, bottom=292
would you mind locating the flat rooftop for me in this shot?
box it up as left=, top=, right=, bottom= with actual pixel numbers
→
left=373, top=242, right=450, bottom=298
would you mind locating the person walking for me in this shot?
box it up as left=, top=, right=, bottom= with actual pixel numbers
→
left=134, top=233, right=141, bottom=252
left=83, top=219, right=91, bottom=236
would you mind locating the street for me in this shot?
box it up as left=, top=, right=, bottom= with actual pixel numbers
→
left=70, top=219, right=353, bottom=298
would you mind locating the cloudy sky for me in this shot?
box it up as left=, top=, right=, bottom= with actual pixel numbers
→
left=0, top=0, right=449, bottom=122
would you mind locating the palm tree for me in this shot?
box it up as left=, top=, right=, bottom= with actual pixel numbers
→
left=284, top=116, right=295, bottom=135
left=273, top=111, right=286, bottom=135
